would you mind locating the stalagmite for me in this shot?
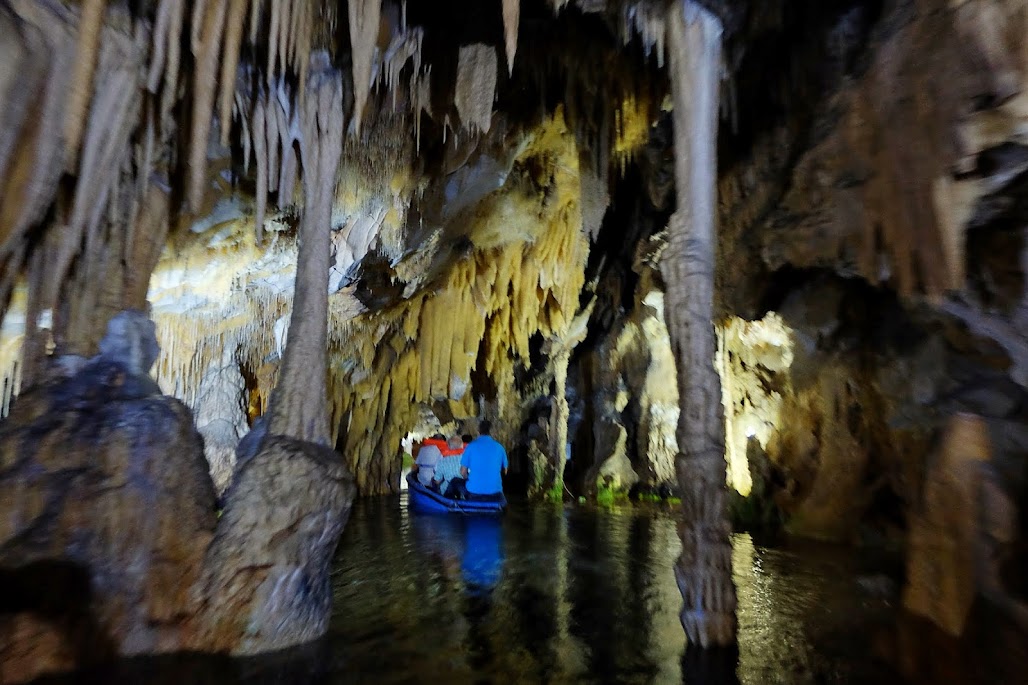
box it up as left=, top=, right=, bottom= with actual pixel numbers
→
left=660, top=0, right=737, bottom=647
left=187, top=0, right=228, bottom=212
left=348, top=0, right=381, bottom=134
left=218, top=0, right=249, bottom=147
left=455, top=44, right=497, bottom=134
left=502, top=0, right=519, bottom=75
left=266, top=58, right=344, bottom=444
left=63, top=0, right=105, bottom=165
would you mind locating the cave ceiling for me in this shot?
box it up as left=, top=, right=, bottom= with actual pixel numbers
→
left=2, top=0, right=1028, bottom=495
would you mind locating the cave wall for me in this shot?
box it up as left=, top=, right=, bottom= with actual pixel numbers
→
left=713, top=0, right=1028, bottom=541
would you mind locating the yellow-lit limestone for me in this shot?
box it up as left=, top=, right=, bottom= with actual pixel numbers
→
left=332, top=112, right=589, bottom=493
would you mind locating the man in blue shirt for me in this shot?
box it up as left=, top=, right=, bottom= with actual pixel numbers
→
left=456, top=420, right=508, bottom=499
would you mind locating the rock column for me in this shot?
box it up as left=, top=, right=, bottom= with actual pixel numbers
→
left=196, top=62, right=355, bottom=656
left=661, top=0, right=737, bottom=647
left=549, top=347, right=571, bottom=491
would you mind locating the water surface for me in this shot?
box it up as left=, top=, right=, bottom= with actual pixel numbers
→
left=328, top=495, right=899, bottom=684
left=42, top=493, right=1027, bottom=684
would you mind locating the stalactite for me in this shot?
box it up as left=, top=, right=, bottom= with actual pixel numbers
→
left=160, top=0, right=186, bottom=125
left=266, top=0, right=280, bottom=79
left=187, top=0, right=228, bottom=212
left=287, top=0, right=301, bottom=65
left=190, top=0, right=208, bottom=54
left=502, top=0, right=519, bottom=75
left=410, top=66, right=431, bottom=152
left=238, top=91, right=252, bottom=172
left=146, top=0, right=174, bottom=93
left=253, top=97, right=268, bottom=243
left=279, top=148, right=298, bottom=206
left=454, top=44, right=497, bottom=134
left=662, top=0, right=737, bottom=649
left=294, top=0, right=312, bottom=87
left=64, top=0, right=106, bottom=166
left=266, top=58, right=344, bottom=444
left=218, top=0, right=249, bottom=147
left=50, top=28, right=144, bottom=336
left=348, top=0, right=381, bottom=134
left=265, top=91, right=281, bottom=193
left=0, top=2, right=72, bottom=260
left=248, top=0, right=262, bottom=43
left=381, top=26, right=423, bottom=108
left=279, top=0, right=292, bottom=75
left=623, top=1, right=666, bottom=67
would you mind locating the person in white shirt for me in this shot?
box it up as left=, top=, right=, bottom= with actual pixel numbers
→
left=411, top=433, right=444, bottom=488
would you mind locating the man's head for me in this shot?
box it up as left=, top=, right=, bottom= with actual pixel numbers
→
left=462, top=434, right=472, bottom=444
left=431, top=433, right=445, bottom=441
left=478, top=420, right=492, bottom=436
left=447, top=435, right=463, bottom=451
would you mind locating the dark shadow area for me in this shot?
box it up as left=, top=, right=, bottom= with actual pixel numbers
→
left=0, top=560, right=115, bottom=674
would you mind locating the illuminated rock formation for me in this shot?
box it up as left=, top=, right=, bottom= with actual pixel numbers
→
left=0, top=0, right=1027, bottom=672
left=193, top=347, right=248, bottom=494
left=662, top=0, right=736, bottom=647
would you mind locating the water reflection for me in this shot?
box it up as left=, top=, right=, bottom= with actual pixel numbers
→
left=462, top=517, right=504, bottom=592
left=39, top=495, right=1026, bottom=683
left=328, top=496, right=905, bottom=684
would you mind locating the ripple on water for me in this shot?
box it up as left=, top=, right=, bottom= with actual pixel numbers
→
left=30, top=494, right=1026, bottom=684
left=328, top=496, right=903, bottom=685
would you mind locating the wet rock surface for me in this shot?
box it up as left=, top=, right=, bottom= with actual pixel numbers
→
left=0, top=354, right=217, bottom=672
left=193, top=435, right=356, bottom=656
left=0, top=313, right=358, bottom=678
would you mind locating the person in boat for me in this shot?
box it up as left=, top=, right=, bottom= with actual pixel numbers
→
left=451, top=420, right=508, bottom=500
left=411, top=433, right=446, bottom=489
left=434, top=435, right=465, bottom=496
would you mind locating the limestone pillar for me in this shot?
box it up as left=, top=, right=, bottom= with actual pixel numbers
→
left=660, top=0, right=737, bottom=647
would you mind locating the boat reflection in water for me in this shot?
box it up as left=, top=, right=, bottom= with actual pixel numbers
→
left=41, top=494, right=1025, bottom=684
left=461, top=516, right=505, bottom=594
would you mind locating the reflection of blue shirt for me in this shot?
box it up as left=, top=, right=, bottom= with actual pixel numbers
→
left=460, top=436, right=508, bottom=494
left=462, top=517, right=504, bottom=590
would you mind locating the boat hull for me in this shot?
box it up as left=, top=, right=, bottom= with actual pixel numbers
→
left=406, top=474, right=506, bottom=514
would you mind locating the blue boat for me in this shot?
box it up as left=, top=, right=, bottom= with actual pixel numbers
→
left=406, top=473, right=506, bottom=514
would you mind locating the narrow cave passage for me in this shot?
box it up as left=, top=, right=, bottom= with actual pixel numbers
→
left=0, top=0, right=1027, bottom=682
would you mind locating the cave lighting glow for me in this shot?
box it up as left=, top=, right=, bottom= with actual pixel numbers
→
left=716, top=312, right=795, bottom=497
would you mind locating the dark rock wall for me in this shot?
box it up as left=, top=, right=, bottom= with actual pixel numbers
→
left=713, top=0, right=1028, bottom=544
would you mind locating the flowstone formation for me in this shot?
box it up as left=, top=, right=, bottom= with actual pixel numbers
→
left=1, top=0, right=1027, bottom=669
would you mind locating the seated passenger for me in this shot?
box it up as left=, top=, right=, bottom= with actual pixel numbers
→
left=435, top=436, right=465, bottom=496
left=411, top=433, right=445, bottom=489
left=450, top=420, right=508, bottom=500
